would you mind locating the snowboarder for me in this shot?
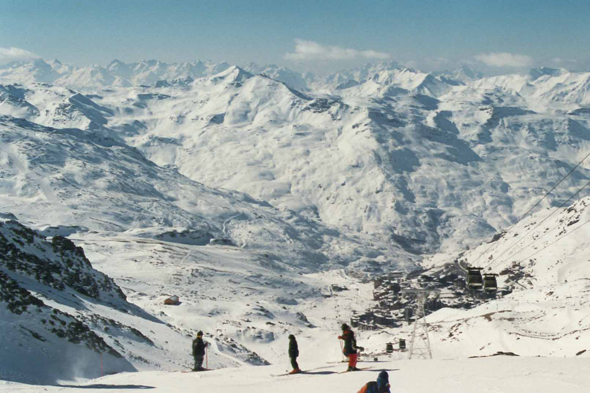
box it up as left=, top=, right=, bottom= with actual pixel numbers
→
left=338, top=323, right=359, bottom=371
left=357, top=371, right=391, bottom=393
left=288, top=334, right=301, bottom=374
left=192, top=331, right=209, bottom=371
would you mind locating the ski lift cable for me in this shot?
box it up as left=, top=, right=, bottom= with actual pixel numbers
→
left=492, top=214, right=571, bottom=270
left=511, top=215, right=590, bottom=267
left=469, top=150, right=590, bottom=267
left=486, top=177, right=590, bottom=269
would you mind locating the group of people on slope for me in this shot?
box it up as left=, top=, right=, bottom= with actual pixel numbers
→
left=192, top=324, right=390, bottom=392
left=289, top=324, right=390, bottom=393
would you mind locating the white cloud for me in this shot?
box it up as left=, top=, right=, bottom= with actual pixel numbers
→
left=0, top=47, right=40, bottom=64
left=550, top=57, right=578, bottom=65
left=475, top=52, right=533, bottom=68
left=284, top=39, right=390, bottom=61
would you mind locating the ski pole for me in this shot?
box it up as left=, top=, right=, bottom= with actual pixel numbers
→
left=206, top=346, right=209, bottom=370
left=339, top=339, right=346, bottom=362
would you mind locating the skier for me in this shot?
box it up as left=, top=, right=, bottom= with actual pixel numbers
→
left=288, top=334, right=301, bottom=374
left=192, top=331, right=209, bottom=371
left=338, top=323, right=359, bottom=371
left=357, top=371, right=391, bottom=393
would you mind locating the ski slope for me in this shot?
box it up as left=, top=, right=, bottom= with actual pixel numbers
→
left=1, top=357, right=589, bottom=393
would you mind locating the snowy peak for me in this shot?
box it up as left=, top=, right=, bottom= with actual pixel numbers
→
left=107, top=59, right=132, bottom=79
left=435, top=65, right=484, bottom=84
left=55, top=65, right=117, bottom=91
left=473, top=69, right=590, bottom=107
left=244, top=63, right=309, bottom=91
left=317, top=62, right=453, bottom=97
left=0, top=59, right=236, bottom=91
left=211, top=65, right=253, bottom=84
left=371, top=67, right=451, bottom=96
left=0, top=59, right=61, bottom=84
left=528, top=66, right=566, bottom=81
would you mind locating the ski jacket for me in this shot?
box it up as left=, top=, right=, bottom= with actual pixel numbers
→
left=338, top=328, right=357, bottom=356
left=288, top=338, right=299, bottom=358
left=192, top=337, right=206, bottom=356
left=357, top=381, right=390, bottom=393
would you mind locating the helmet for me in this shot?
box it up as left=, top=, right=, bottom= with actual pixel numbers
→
left=288, top=334, right=295, bottom=340
left=341, top=323, right=349, bottom=331
left=377, top=371, right=389, bottom=389
left=197, top=331, right=203, bottom=337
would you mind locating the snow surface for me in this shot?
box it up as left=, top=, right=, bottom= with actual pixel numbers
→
left=1, top=357, right=590, bottom=392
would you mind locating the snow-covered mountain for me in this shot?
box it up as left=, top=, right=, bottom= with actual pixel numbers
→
left=2, top=60, right=590, bottom=258
left=434, top=65, right=484, bottom=85
left=0, top=59, right=233, bottom=91
left=3, top=58, right=590, bottom=387
left=0, top=114, right=390, bottom=270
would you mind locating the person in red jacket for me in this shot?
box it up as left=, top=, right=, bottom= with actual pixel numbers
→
left=338, top=323, right=359, bottom=371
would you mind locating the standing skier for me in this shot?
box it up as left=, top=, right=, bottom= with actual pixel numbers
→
left=338, top=323, right=359, bottom=371
left=192, top=331, right=209, bottom=371
left=288, top=334, right=301, bottom=374
left=357, top=371, right=391, bottom=393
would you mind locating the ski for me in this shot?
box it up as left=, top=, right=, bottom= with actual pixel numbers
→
left=338, top=367, right=373, bottom=374
left=181, top=369, right=213, bottom=373
left=272, top=371, right=302, bottom=377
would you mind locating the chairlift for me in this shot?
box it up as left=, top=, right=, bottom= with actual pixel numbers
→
left=483, top=274, right=498, bottom=292
left=399, top=338, right=406, bottom=351
left=386, top=342, right=394, bottom=353
left=467, top=267, right=484, bottom=289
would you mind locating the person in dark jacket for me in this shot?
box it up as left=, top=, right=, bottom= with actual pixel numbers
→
left=192, top=331, right=208, bottom=371
left=338, top=323, right=358, bottom=371
left=357, top=371, right=391, bottom=393
left=288, top=334, right=301, bottom=374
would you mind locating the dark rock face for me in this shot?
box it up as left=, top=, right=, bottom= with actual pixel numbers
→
left=0, top=218, right=136, bottom=384
left=0, top=269, right=129, bottom=376
left=0, top=270, right=44, bottom=314
left=0, top=220, right=126, bottom=303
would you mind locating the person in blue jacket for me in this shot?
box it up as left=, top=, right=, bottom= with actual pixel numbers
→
left=357, top=371, right=391, bottom=393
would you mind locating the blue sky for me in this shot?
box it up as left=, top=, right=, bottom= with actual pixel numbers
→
left=1, top=0, right=588, bottom=73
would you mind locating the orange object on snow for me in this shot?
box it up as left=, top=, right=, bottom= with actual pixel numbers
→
left=164, top=295, right=180, bottom=305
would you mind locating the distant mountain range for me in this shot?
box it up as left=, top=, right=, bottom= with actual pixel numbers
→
left=0, top=58, right=488, bottom=92
left=2, top=59, right=590, bottom=257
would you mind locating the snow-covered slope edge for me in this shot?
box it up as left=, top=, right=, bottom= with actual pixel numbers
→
left=0, top=216, right=135, bottom=384
left=404, top=196, right=590, bottom=359
left=0, top=215, right=276, bottom=384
